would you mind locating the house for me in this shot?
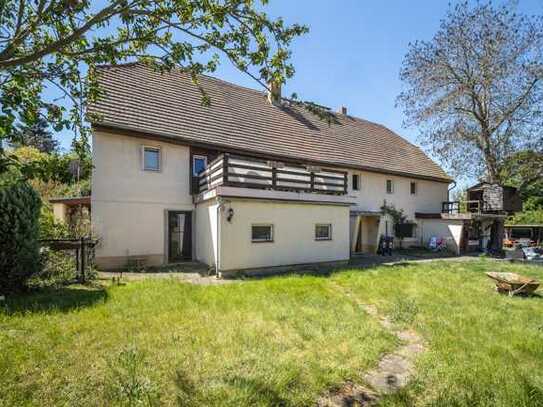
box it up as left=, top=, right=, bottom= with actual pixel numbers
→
left=88, top=63, right=462, bottom=275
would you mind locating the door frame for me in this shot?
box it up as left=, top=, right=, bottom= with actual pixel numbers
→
left=167, top=210, right=193, bottom=263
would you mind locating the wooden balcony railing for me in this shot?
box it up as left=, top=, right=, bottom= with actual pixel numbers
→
left=199, top=153, right=348, bottom=195
left=441, top=200, right=490, bottom=214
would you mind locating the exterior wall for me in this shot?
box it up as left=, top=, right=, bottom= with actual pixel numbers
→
left=92, top=131, right=194, bottom=269
left=346, top=170, right=449, bottom=219
left=92, top=131, right=452, bottom=268
left=346, top=170, right=449, bottom=250
left=218, top=199, right=350, bottom=271
left=194, top=199, right=219, bottom=268
left=417, top=219, right=464, bottom=254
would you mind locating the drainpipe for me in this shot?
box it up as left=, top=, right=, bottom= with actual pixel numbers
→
left=215, top=198, right=225, bottom=277
left=447, top=181, right=457, bottom=201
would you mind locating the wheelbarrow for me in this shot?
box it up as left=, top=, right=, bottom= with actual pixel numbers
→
left=486, top=272, right=540, bottom=296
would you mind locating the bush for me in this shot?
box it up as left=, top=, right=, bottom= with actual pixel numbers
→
left=0, top=177, right=42, bottom=293
left=29, top=250, right=77, bottom=288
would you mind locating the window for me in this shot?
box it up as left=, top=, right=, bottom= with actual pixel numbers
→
left=315, top=224, right=332, bottom=241
left=143, top=146, right=160, bottom=171
left=410, top=181, right=417, bottom=195
left=352, top=174, right=360, bottom=191
left=386, top=179, right=394, bottom=194
left=193, top=155, right=207, bottom=176
left=251, top=224, right=273, bottom=242
left=394, top=223, right=416, bottom=239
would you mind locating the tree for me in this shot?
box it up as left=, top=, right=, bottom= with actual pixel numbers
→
left=398, top=2, right=543, bottom=183
left=11, top=117, right=58, bottom=153
left=0, top=0, right=308, bottom=172
left=500, top=149, right=543, bottom=210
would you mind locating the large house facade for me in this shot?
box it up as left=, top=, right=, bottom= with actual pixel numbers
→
left=89, top=63, right=460, bottom=274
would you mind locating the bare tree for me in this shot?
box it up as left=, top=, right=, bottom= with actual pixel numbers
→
left=398, top=1, right=543, bottom=183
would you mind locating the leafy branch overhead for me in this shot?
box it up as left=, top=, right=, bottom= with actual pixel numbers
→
left=0, top=0, right=308, bottom=171
left=398, top=1, right=543, bottom=183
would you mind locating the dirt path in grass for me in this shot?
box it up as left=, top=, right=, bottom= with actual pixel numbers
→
left=318, top=283, right=426, bottom=406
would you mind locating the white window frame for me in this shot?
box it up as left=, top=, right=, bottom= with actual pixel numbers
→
left=142, top=145, right=161, bottom=172
left=352, top=174, right=360, bottom=191
left=192, top=155, right=208, bottom=176
left=315, top=223, right=332, bottom=241
left=251, top=224, right=274, bottom=243
left=386, top=179, right=394, bottom=194
left=410, top=181, right=417, bottom=195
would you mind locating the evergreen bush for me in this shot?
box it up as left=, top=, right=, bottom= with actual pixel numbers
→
left=0, top=177, right=42, bottom=293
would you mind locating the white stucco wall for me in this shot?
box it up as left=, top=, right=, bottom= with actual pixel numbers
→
left=92, top=131, right=194, bottom=268
left=346, top=170, right=449, bottom=219
left=218, top=199, right=350, bottom=271
left=91, top=131, right=451, bottom=268
left=194, top=199, right=219, bottom=268
left=418, top=219, right=464, bottom=254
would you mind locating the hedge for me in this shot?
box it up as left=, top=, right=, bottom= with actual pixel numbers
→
left=0, top=178, right=42, bottom=293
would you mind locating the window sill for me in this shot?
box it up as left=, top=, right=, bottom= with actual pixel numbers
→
left=251, top=240, right=274, bottom=243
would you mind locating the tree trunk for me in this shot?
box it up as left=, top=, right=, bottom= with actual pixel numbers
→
left=488, top=219, right=505, bottom=257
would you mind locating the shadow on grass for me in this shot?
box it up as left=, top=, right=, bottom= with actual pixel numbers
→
left=2, top=286, right=108, bottom=315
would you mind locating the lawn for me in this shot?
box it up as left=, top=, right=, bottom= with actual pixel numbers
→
left=1, top=259, right=542, bottom=406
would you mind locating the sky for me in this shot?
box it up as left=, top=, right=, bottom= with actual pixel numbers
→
left=54, top=0, right=543, bottom=183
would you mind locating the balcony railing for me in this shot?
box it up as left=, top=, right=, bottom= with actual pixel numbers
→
left=441, top=200, right=490, bottom=214
left=198, top=153, right=348, bottom=195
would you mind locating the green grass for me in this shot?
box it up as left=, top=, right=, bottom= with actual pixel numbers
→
left=1, top=259, right=542, bottom=406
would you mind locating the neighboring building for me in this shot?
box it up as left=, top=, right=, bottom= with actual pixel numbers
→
left=88, top=63, right=463, bottom=274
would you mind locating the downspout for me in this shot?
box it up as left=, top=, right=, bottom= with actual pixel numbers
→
left=215, top=197, right=225, bottom=277
left=447, top=181, right=457, bottom=201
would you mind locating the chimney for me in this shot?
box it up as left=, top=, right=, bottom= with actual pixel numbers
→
left=338, top=106, right=347, bottom=115
left=267, top=80, right=282, bottom=105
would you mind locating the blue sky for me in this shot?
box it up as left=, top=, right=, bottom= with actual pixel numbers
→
left=56, top=0, right=543, bottom=179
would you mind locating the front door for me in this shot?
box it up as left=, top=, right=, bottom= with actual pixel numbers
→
left=168, top=211, right=192, bottom=262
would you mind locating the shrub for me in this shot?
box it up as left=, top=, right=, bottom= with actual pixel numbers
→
left=29, top=250, right=77, bottom=288
left=0, top=177, right=42, bottom=293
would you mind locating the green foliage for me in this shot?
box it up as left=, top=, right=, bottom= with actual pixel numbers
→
left=0, top=0, right=308, bottom=173
left=107, top=345, right=159, bottom=406
left=0, top=177, right=42, bottom=293
left=509, top=210, right=543, bottom=225
left=29, top=250, right=77, bottom=289
left=10, top=117, right=58, bottom=153
left=501, top=150, right=543, bottom=210
left=9, top=146, right=92, bottom=186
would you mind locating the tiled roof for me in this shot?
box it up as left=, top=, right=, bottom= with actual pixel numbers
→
left=89, top=63, right=452, bottom=182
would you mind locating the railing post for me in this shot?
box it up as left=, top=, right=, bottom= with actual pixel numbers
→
left=80, top=237, right=86, bottom=283
left=343, top=173, right=348, bottom=194
left=310, top=172, right=315, bottom=192
left=222, top=154, right=229, bottom=186
left=272, top=166, right=277, bottom=189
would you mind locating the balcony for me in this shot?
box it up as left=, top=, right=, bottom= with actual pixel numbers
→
left=198, top=153, right=348, bottom=196
left=441, top=200, right=491, bottom=214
